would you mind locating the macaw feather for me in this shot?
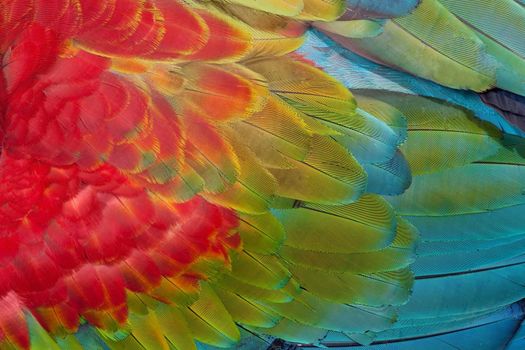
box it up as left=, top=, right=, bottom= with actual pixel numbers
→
left=2, top=0, right=525, bottom=349
left=322, top=0, right=498, bottom=92
left=342, top=0, right=421, bottom=19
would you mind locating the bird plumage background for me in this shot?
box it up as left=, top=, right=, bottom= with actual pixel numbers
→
left=0, top=0, right=524, bottom=349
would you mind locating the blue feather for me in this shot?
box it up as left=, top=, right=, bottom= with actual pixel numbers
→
left=298, top=30, right=524, bottom=137
left=506, top=313, right=525, bottom=350
left=294, top=303, right=525, bottom=349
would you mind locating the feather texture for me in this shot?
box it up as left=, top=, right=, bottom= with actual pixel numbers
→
left=0, top=1, right=417, bottom=349
left=1, top=0, right=524, bottom=349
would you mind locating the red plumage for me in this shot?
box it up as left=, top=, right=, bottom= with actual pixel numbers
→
left=0, top=2, right=243, bottom=345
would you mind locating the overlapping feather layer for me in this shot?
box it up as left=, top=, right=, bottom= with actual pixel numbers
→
left=297, top=10, right=525, bottom=347
left=0, top=1, right=417, bottom=349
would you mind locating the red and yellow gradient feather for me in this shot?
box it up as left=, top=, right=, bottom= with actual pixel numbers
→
left=0, top=0, right=417, bottom=349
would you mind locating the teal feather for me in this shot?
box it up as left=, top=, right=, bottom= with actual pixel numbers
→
left=506, top=315, right=525, bottom=350
left=399, top=263, right=525, bottom=320
left=72, top=325, right=110, bottom=350
left=417, top=234, right=525, bottom=255
left=304, top=302, right=525, bottom=348
left=343, top=0, right=420, bottom=19
left=405, top=204, right=525, bottom=242
left=413, top=238, right=525, bottom=275
left=363, top=151, right=412, bottom=195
